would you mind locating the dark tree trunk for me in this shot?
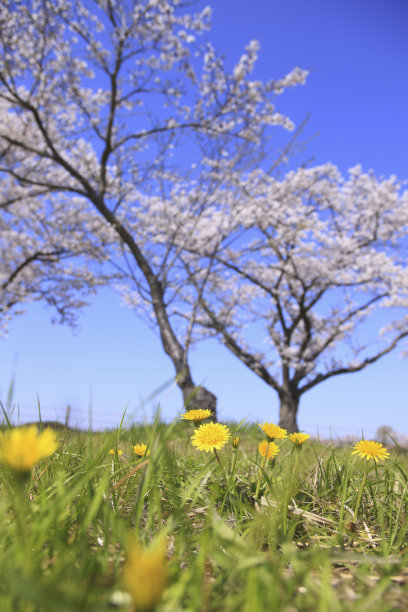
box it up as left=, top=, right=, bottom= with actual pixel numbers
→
left=278, top=388, right=299, bottom=432
left=180, top=379, right=217, bottom=420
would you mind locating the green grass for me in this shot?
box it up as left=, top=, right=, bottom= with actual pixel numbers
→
left=1, top=420, right=408, bottom=611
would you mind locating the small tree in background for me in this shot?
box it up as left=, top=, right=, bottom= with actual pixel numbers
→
left=158, top=164, right=408, bottom=431
left=376, top=426, right=396, bottom=446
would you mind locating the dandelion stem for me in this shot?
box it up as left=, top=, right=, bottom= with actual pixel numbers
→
left=354, top=460, right=369, bottom=522
left=214, top=449, right=227, bottom=484
left=220, top=448, right=239, bottom=512
left=228, top=449, right=238, bottom=488
left=292, top=447, right=300, bottom=476
left=254, top=441, right=270, bottom=500
left=7, top=475, right=31, bottom=571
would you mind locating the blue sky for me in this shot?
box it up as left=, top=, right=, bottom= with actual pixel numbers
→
left=1, top=0, right=407, bottom=436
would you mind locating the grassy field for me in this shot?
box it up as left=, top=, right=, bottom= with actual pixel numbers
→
left=1, top=416, right=408, bottom=611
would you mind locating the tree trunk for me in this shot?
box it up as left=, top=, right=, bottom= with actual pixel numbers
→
left=180, top=379, right=217, bottom=420
left=89, top=197, right=218, bottom=420
left=278, top=389, right=299, bottom=432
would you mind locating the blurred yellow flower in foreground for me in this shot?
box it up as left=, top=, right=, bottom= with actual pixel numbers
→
left=191, top=422, right=230, bottom=453
left=289, top=433, right=310, bottom=446
left=133, top=444, right=150, bottom=457
left=258, top=422, right=287, bottom=441
left=181, top=409, right=213, bottom=425
left=258, top=440, right=280, bottom=460
left=123, top=539, right=167, bottom=612
left=109, top=448, right=123, bottom=456
left=352, top=440, right=390, bottom=462
left=0, top=425, right=57, bottom=472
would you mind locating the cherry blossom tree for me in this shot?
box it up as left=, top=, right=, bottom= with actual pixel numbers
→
left=0, top=0, right=308, bottom=415
left=0, top=184, right=114, bottom=335
left=168, top=163, right=408, bottom=430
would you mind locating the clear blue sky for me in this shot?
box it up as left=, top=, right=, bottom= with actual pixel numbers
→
left=1, top=0, right=407, bottom=436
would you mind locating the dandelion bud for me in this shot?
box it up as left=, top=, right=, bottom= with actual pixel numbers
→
left=232, top=436, right=241, bottom=450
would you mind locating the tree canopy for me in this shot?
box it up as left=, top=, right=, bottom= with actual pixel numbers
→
left=141, top=163, right=408, bottom=429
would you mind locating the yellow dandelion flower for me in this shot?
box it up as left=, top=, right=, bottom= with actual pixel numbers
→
left=181, top=409, right=213, bottom=425
left=352, top=440, right=390, bottom=462
left=258, top=422, right=287, bottom=441
left=258, top=440, right=280, bottom=460
left=123, top=539, right=167, bottom=612
left=133, top=444, right=150, bottom=457
left=191, top=423, right=230, bottom=453
left=0, top=425, right=58, bottom=472
left=289, top=433, right=310, bottom=446
left=109, top=448, right=123, bottom=456
left=232, top=436, right=241, bottom=449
